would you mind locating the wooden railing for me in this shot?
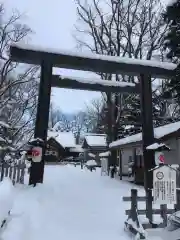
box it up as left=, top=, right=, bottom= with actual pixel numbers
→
left=0, top=162, right=26, bottom=185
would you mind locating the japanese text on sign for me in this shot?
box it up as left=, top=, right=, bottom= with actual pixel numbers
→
left=153, top=166, right=176, bottom=204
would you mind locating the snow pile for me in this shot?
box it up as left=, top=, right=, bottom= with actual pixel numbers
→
left=84, top=134, right=107, bottom=147
left=99, top=151, right=110, bottom=157
left=0, top=178, right=14, bottom=226
left=86, top=160, right=97, bottom=166
left=59, top=74, right=135, bottom=88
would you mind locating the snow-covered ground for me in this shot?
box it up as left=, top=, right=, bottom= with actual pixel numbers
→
left=1, top=164, right=138, bottom=240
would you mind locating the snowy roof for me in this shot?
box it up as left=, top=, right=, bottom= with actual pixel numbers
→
left=12, top=43, right=177, bottom=71
left=99, top=151, right=110, bottom=157
left=69, top=145, right=84, bottom=153
left=47, top=130, right=76, bottom=148
left=84, top=134, right=107, bottom=147
left=110, top=121, right=180, bottom=148
left=146, top=143, right=170, bottom=150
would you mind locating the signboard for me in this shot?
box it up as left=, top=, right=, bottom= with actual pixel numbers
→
left=31, top=147, right=42, bottom=163
left=153, top=165, right=176, bottom=204
left=155, top=152, right=165, bottom=165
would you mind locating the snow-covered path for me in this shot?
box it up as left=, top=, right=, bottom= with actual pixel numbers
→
left=2, top=165, right=134, bottom=240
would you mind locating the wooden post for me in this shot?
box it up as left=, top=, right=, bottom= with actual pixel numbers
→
left=107, top=93, right=113, bottom=172
left=146, top=189, right=153, bottom=223
left=12, top=166, right=16, bottom=185
left=139, top=74, right=154, bottom=221
left=29, top=61, right=52, bottom=185
left=131, top=189, right=138, bottom=222
left=133, top=148, right=137, bottom=182
left=119, top=150, right=122, bottom=180
left=160, top=204, right=167, bottom=226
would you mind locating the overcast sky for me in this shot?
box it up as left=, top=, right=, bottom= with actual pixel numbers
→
left=4, top=0, right=100, bottom=113
left=4, top=0, right=169, bottom=113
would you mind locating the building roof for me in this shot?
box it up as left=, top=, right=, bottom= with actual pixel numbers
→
left=82, top=134, right=107, bottom=148
left=110, top=121, right=180, bottom=149
left=47, top=130, right=76, bottom=148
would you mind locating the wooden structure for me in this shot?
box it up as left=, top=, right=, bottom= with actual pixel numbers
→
left=0, top=162, right=26, bottom=184
left=10, top=43, right=176, bottom=205
left=123, top=189, right=176, bottom=230
left=45, top=137, right=65, bottom=163
left=110, top=121, right=180, bottom=184
left=45, top=131, right=80, bottom=162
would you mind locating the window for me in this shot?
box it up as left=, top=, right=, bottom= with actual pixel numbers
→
left=45, top=150, right=57, bottom=156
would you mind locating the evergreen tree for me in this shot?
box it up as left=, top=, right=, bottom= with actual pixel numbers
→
left=163, top=0, right=180, bottom=103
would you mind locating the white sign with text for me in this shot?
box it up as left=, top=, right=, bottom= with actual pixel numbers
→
left=153, top=165, right=176, bottom=204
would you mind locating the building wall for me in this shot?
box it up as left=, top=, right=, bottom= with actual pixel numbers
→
left=115, top=137, right=180, bottom=180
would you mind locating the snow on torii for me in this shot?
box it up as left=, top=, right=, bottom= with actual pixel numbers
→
left=10, top=43, right=177, bottom=79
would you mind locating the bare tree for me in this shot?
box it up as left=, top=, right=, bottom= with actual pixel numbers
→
left=74, top=0, right=170, bottom=139
left=0, top=4, right=39, bottom=160
left=84, top=96, right=105, bottom=132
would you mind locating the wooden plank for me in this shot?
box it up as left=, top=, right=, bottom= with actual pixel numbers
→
left=9, top=166, right=13, bottom=179
left=5, top=166, right=9, bottom=177
left=123, top=196, right=146, bottom=201
left=142, top=223, right=164, bottom=229
left=10, top=45, right=176, bottom=78
left=125, top=209, right=175, bottom=215
left=51, top=75, right=140, bottom=94
left=16, top=166, right=21, bottom=183
left=0, top=165, right=4, bottom=181
left=12, top=167, right=16, bottom=185
left=20, top=167, right=25, bottom=184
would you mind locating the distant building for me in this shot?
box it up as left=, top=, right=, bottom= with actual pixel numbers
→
left=82, top=134, right=108, bottom=165
left=45, top=130, right=82, bottom=163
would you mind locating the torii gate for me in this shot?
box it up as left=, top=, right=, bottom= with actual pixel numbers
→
left=10, top=44, right=176, bottom=194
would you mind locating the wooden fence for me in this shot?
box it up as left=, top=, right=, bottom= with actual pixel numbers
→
left=0, top=162, right=26, bottom=185
left=123, top=189, right=176, bottom=229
